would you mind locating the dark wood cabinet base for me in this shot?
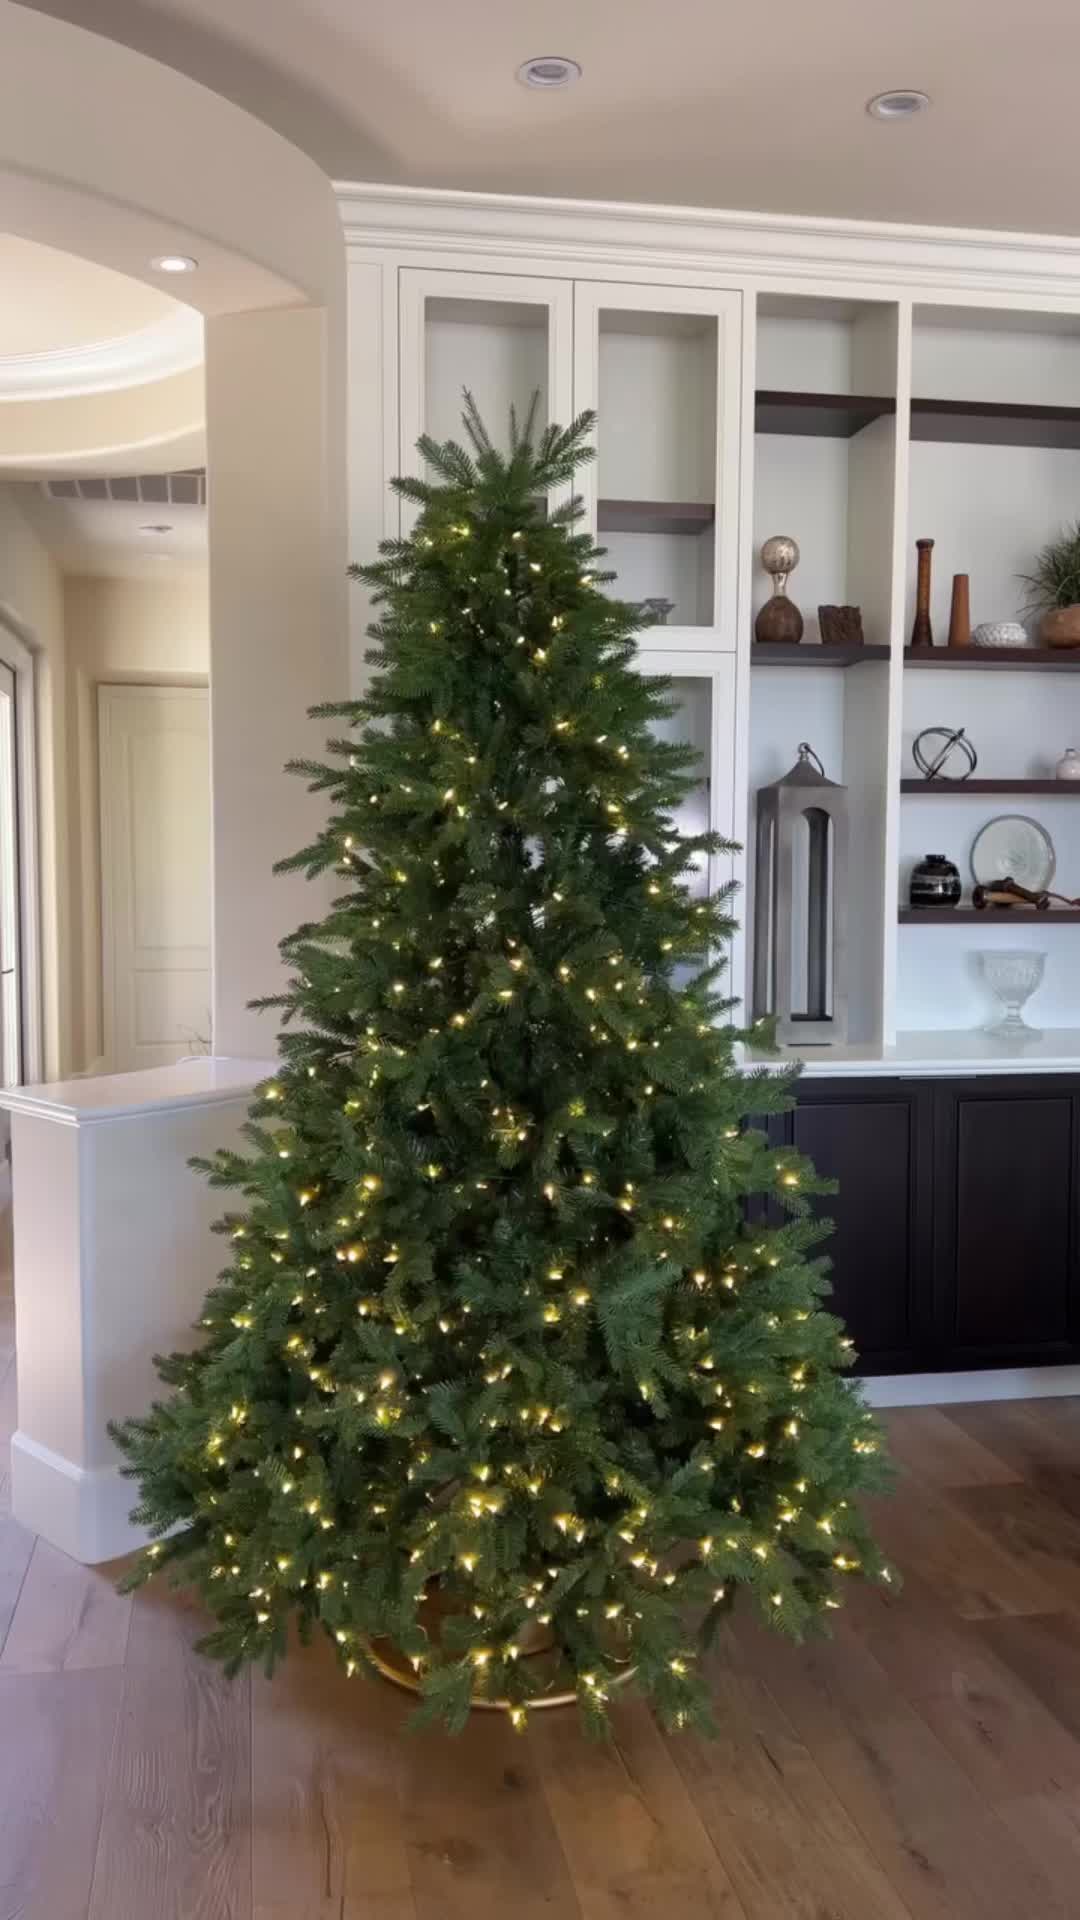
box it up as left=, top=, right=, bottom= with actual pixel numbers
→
left=767, top=1072, right=1080, bottom=1377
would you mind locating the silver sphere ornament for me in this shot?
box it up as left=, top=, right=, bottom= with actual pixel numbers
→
left=761, top=535, right=800, bottom=581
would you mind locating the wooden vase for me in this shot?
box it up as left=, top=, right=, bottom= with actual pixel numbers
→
left=910, top=539, right=935, bottom=649
left=947, top=573, right=971, bottom=649
left=755, top=589, right=804, bottom=645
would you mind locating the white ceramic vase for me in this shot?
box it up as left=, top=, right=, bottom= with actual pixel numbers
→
left=1055, top=747, right=1080, bottom=781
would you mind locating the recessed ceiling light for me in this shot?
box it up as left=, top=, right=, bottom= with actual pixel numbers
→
left=517, top=55, right=581, bottom=89
left=867, top=90, right=930, bottom=120
left=150, top=253, right=198, bottom=274
left=138, top=523, right=173, bottom=535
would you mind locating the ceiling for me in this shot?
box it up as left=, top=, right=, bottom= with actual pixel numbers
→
left=0, top=232, right=185, bottom=359
left=19, top=0, right=1080, bottom=237
left=0, top=230, right=206, bottom=576
left=19, top=486, right=206, bottom=580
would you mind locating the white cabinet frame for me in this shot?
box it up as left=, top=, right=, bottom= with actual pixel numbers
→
left=399, top=268, right=574, bottom=527
left=574, top=281, right=742, bottom=651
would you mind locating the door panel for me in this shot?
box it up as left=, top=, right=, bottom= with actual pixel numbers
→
left=790, top=1086, right=930, bottom=1368
left=937, top=1087, right=1076, bottom=1353
left=99, top=685, right=211, bottom=1071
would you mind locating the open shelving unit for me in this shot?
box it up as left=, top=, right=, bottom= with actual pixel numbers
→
left=398, top=260, right=1080, bottom=1060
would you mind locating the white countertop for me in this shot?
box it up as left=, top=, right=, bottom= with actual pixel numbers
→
left=744, top=1028, right=1080, bottom=1078
left=0, top=1055, right=277, bottom=1124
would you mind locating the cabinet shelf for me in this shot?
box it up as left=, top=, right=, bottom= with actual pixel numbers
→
left=756, top=390, right=1080, bottom=450
left=752, top=643, right=890, bottom=668
left=754, top=390, right=895, bottom=438
left=900, top=778, right=1080, bottom=794
left=904, top=647, right=1080, bottom=670
left=597, top=498, right=714, bottom=536
left=910, top=396, right=1080, bottom=450
left=899, top=907, right=1080, bottom=924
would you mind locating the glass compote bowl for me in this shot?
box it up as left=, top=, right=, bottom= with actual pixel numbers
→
left=980, top=950, right=1046, bottom=1038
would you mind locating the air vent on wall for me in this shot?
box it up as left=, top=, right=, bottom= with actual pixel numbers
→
left=40, top=468, right=206, bottom=507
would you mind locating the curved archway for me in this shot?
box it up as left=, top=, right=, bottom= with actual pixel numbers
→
left=0, top=1, right=348, bottom=1071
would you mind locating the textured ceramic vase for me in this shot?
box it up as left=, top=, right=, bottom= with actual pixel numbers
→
left=1041, top=605, right=1080, bottom=649
left=1056, top=747, right=1080, bottom=781
left=909, top=853, right=962, bottom=909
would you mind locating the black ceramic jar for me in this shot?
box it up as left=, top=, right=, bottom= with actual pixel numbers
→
left=909, top=853, right=962, bottom=909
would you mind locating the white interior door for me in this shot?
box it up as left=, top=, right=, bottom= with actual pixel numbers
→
left=99, top=684, right=211, bottom=1071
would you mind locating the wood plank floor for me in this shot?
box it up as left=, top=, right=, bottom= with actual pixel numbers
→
left=5, top=1264, right=1080, bottom=1919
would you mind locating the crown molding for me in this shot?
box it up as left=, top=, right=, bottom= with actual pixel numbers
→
left=335, top=182, right=1080, bottom=301
left=0, top=307, right=203, bottom=402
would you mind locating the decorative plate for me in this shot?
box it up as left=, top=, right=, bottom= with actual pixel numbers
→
left=970, top=814, right=1056, bottom=891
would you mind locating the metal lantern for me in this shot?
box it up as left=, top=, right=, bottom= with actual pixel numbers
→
left=753, top=742, right=849, bottom=1045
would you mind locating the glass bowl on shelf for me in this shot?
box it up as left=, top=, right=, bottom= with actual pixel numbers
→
left=979, top=950, right=1046, bottom=1037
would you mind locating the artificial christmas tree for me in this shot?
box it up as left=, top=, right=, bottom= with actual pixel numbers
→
left=114, top=401, right=892, bottom=1734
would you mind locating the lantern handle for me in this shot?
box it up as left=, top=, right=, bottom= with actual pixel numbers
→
left=797, top=742, right=825, bottom=777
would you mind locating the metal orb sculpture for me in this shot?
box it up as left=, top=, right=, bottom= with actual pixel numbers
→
left=912, top=726, right=978, bottom=781
left=753, top=743, right=849, bottom=1046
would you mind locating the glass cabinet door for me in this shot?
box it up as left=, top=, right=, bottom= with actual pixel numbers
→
left=573, top=284, right=741, bottom=646
left=635, top=649, right=737, bottom=904
left=399, top=270, right=574, bottom=526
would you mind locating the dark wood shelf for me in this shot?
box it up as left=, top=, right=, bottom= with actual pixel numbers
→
left=899, top=907, right=1080, bottom=924
left=901, top=779, right=1080, bottom=794
left=752, top=643, right=890, bottom=668
left=597, top=498, right=714, bottom=536
left=904, top=647, right=1080, bottom=670
left=911, top=396, right=1080, bottom=450
left=755, top=389, right=1080, bottom=450
left=755, top=390, right=895, bottom=438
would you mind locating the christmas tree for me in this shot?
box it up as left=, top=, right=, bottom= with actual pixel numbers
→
left=114, top=401, right=892, bottom=1735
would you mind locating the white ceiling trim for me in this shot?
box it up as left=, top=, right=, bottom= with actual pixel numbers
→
left=0, top=306, right=204, bottom=402
left=336, top=183, right=1080, bottom=302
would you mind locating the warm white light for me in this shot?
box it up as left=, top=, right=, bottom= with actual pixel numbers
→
left=151, top=253, right=199, bottom=273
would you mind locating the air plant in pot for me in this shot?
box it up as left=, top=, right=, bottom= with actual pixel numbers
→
left=1020, top=521, right=1080, bottom=648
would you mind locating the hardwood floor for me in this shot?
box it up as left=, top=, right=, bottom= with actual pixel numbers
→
left=4, top=1274, right=1080, bottom=1920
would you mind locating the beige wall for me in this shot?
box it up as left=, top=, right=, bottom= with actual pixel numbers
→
left=64, top=574, right=210, bottom=1071
left=0, top=483, right=68, bottom=1080
left=206, top=305, right=347, bottom=1057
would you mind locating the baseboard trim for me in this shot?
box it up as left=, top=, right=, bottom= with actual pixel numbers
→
left=861, top=1364, right=1080, bottom=1409
left=10, top=1431, right=147, bottom=1563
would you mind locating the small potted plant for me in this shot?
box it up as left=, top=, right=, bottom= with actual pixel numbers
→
left=1020, top=522, right=1080, bottom=647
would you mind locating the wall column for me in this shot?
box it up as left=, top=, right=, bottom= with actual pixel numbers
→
left=205, top=303, right=347, bottom=1058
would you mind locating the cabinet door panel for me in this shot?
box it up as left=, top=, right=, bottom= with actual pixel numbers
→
left=399, top=269, right=574, bottom=529
left=946, top=1092, right=1074, bottom=1351
left=791, top=1090, right=926, bottom=1366
left=573, top=281, right=741, bottom=647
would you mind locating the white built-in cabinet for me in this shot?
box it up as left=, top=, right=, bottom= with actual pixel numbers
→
left=341, top=191, right=1080, bottom=1067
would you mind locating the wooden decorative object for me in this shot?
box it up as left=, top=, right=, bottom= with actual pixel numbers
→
left=910, top=538, right=935, bottom=649
left=817, top=605, right=864, bottom=647
left=755, top=535, right=804, bottom=645
left=972, top=878, right=1051, bottom=911
left=947, top=573, right=971, bottom=649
